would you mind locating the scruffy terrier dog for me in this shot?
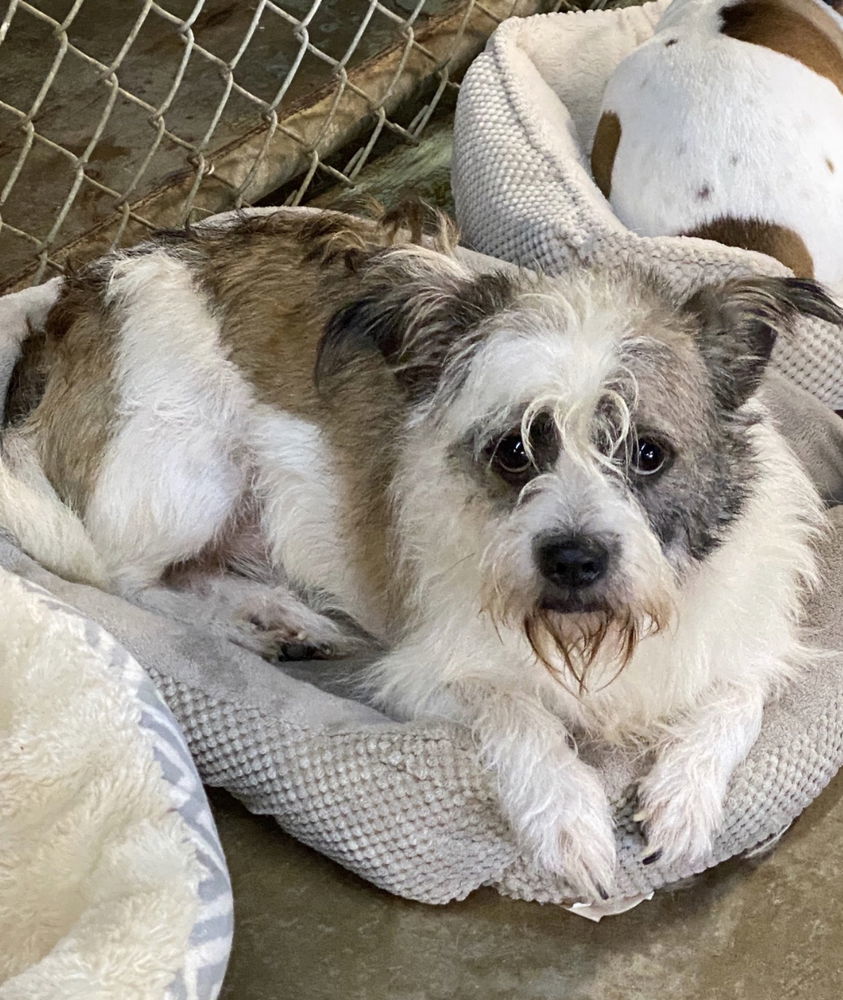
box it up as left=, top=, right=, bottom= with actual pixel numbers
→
left=3, top=208, right=841, bottom=896
left=592, top=0, right=843, bottom=284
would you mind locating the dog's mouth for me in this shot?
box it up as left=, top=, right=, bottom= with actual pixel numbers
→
left=538, top=592, right=608, bottom=616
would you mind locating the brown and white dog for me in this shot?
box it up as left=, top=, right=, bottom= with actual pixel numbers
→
left=592, top=0, right=843, bottom=284
left=2, top=208, right=841, bottom=896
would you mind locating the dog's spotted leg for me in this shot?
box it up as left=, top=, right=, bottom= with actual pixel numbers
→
left=635, top=682, right=766, bottom=868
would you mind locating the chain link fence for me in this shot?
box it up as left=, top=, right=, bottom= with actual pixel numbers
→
left=0, top=0, right=616, bottom=292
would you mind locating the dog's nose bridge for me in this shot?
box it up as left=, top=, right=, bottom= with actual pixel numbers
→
left=541, top=451, right=617, bottom=528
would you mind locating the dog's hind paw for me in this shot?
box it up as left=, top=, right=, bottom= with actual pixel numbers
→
left=233, top=586, right=374, bottom=661
left=228, top=619, right=371, bottom=662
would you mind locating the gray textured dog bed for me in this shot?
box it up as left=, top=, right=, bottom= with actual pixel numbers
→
left=2, top=238, right=843, bottom=908
left=2, top=477, right=842, bottom=909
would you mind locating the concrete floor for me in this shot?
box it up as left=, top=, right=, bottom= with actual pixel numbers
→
left=210, top=768, right=843, bottom=1000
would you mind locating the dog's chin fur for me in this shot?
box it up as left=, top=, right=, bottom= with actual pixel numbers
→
left=480, top=569, right=675, bottom=696
left=522, top=602, right=670, bottom=695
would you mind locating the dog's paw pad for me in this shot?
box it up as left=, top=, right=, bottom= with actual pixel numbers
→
left=275, top=638, right=334, bottom=661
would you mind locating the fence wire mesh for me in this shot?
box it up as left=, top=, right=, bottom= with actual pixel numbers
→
left=0, top=0, right=608, bottom=291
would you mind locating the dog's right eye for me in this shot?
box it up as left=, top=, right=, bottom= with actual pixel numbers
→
left=488, top=432, right=534, bottom=484
left=631, top=436, right=672, bottom=477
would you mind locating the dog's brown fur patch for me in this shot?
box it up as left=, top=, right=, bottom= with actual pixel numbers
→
left=200, top=217, right=404, bottom=614
left=591, top=112, right=622, bottom=200
left=198, top=208, right=462, bottom=623
left=162, top=208, right=453, bottom=619
left=7, top=271, right=119, bottom=515
left=720, top=0, right=843, bottom=93
left=6, top=205, right=461, bottom=619
left=681, top=215, right=815, bottom=277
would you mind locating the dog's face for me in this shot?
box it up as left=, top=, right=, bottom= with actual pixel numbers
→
left=318, top=250, right=842, bottom=683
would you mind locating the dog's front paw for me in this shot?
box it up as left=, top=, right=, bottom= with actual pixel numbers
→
left=512, top=763, right=617, bottom=899
left=634, top=764, right=725, bottom=869
left=551, top=807, right=618, bottom=901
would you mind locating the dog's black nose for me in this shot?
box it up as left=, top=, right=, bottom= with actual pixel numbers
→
left=536, top=535, right=609, bottom=590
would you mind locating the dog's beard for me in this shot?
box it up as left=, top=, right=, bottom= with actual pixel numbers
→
left=522, top=601, right=670, bottom=694
left=479, top=512, right=678, bottom=694
left=481, top=563, right=673, bottom=693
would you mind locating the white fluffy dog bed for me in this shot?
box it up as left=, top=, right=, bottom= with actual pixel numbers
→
left=0, top=568, right=233, bottom=1000
left=452, top=0, right=843, bottom=408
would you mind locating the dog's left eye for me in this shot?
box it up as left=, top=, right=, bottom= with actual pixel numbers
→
left=489, top=432, right=534, bottom=483
left=632, top=437, right=670, bottom=476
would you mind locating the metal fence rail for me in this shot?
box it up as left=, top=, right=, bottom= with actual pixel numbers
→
left=0, top=0, right=608, bottom=291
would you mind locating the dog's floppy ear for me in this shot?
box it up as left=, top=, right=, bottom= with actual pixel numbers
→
left=315, top=250, right=517, bottom=400
left=683, top=277, right=843, bottom=410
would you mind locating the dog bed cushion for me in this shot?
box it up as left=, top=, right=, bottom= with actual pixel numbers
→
left=451, top=0, right=843, bottom=409
left=2, top=235, right=843, bottom=912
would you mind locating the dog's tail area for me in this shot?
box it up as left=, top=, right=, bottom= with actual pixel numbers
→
left=0, top=278, right=108, bottom=589
left=0, top=437, right=109, bottom=590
